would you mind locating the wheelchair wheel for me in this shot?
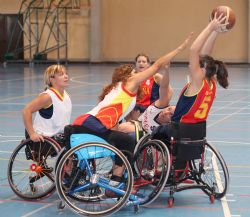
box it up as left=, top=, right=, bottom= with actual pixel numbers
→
left=134, top=134, right=151, bottom=154
left=133, top=139, right=170, bottom=206
left=190, top=142, right=229, bottom=199
left=133, top=133, right=151, bottom=176
left=56, top=142, right=133, bottom=216
left=7, top=137, right=61, bottom=200
left=71, top=158, right=106, bottom=202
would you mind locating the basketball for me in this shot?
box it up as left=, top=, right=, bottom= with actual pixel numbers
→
left=210, top=6, right=236, bottom=32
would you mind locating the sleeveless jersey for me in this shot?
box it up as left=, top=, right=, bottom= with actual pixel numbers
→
left=136, top=76, right=159, bottom=107
left=171, top=79, right=216, bottom=123
left=33, top=88, right=72, bottom=137
left=138, top=103, right=166, bottom=133
left=73, top=82, right=136, bottom=129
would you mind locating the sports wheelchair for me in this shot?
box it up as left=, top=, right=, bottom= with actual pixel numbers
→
left=7, top=134, right=64, bottom=200
left=55, top=132, right=169, bottom=216
left=133, top=121, right=229, bottom=207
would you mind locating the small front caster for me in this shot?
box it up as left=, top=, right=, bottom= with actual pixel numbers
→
left=167, top=197, right=174, bottom=208
left=58, top=201, right=65, bottom=210
left=134, top=204, right=139, bottom=213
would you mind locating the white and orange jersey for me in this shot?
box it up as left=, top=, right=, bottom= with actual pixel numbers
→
left=74, top=82, right=136, bottom=129
left=33, top=88, right=72, bottom=137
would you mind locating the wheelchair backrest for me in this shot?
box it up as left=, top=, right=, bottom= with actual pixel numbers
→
left=170, top=122, right=206, bottom=160
left=170, top=121, right=206, bottom=140
left=70, top=134, right=115, bottom=159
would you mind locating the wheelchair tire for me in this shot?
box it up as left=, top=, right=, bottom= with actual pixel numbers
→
left=133, top=134, right=151, bottom=155
left=56, top=142, right=133, bottom=217
left=133, top=133, right=151, bottom=176
left=133, top=139, right=170, bottom=206
left=190, top=142, right=229, bottom=199
left=7, top=137, right=61, bottom=200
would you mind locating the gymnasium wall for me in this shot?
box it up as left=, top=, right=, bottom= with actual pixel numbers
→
left=0, top=0, right=248, bottom=63
left=101, top=0, right=248, bottom=63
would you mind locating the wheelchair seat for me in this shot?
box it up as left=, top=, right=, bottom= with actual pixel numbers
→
left=170, top=121, right=206, bottom=160
left=70, top=133, right=115, bottom=159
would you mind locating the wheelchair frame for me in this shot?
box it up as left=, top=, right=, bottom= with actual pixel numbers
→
left=134, top=122, right=230, bottom=207
left=55, top=133, right=170, bottom=216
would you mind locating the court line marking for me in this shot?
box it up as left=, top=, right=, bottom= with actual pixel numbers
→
left=70, top=79, right=103, bottom=85
left=0, top=75, right=43, bottom=82
left=0, top=94, right=38, bottom=103
left=208, top=140, right=250, bottom=147
left=228, top=165, right=250, bottom=168
left=208, top=105, right=249, bottom=128
left=212, top=153, right=231, bottom=217
left=230, top=175, right=250, bottom=178
left=221, top=199, right=236, bottom=202
left=0, top=139, right=21, bottom=143
left=0, top=79, right=100, bottom=103
left=0, top=150, right=14, bottom=154
left=20, top=203, right=55, bottom=217
left=213, top=100, right=250, bottom=103
left=210, top=113, right=250, bottom=116
left=207, top=98, right=249, bottom=217
left=210, top=95, right=249, bottom=115
left=0, top=195, right=17, bottom=204
left=0, top=102, right=96, bottom=108
left=0, top=135, right=23, bottom=138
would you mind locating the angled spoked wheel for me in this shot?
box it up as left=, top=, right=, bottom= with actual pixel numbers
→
left=134, top=139, right=170, bottom=206
left=7, top=137, right=61, bottom=200
left=190, top=142, right=229, bottom=199
left=56, top=142, right=133, bottom=216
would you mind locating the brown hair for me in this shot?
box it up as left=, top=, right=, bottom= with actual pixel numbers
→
left=199, top=55, right=229, bottom=88
left=135, top=53, right=151, bottom=64
left=99, top=64, right=134, bottom=101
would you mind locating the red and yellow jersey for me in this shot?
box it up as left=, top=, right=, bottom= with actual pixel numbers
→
left=136, top=76, right=159, bottom=107
left=73, top=82, right=136, bottom=129
left=171, top=79, right=216, bottom=123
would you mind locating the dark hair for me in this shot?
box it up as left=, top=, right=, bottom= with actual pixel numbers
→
left=135, top=53, right=151, bottom=64
left=199, top=55, right=229, bottom=89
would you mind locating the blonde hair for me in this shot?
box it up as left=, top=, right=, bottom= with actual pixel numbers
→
left=43, top=64, right=66, bottom=89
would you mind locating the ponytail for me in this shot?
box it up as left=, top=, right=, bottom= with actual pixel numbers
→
left=215, top=60, right=229, bottom=89
left=99, top=84, right=113, bottom=101
left=200, top=55, right=229, bottom=89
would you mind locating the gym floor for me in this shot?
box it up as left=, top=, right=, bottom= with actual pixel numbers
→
left=0, top=63, right=250, bottom=217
